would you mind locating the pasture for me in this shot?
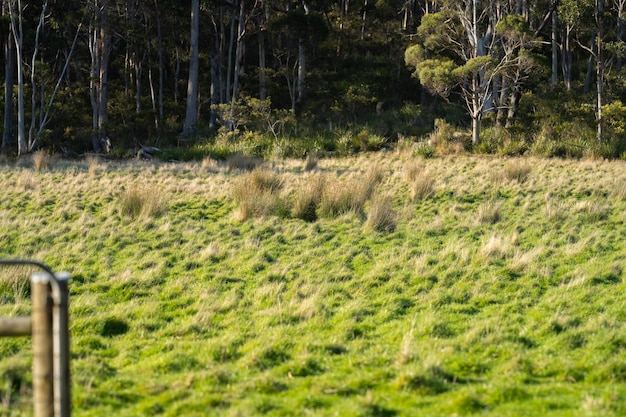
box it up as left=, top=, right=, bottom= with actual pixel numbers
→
left=1, top=152, right=626, bottom=416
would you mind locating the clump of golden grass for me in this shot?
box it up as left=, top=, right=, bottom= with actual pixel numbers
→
left=405, top=161, right=435, bottom=202
left=231, top=169, right=286, bottom=221
left=118, top=184, right=167, bottom=218
left=366, top=193, right=397, bottom=232
left=304, top=152, right=319, bottom=172
left=319, top=165, right=383, bottom=218
left=18, top=171, right=36, bottom=191
left=292, top=175, right=325, bottom=222
left=32, top=150, right=50, bottom=171
left=86, top=155, right=101, bottom=177
left=503, top=160, right=531, bottom=183
left=543, top=198, right=568, bottom=221
left=611, top=180, right=626, bottom=201
left=476, top=200, right=501, bottom=224
left=201, top=156, right=220, bottom=172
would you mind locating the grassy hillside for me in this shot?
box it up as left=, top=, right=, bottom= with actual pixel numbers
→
left=1, top=152, right=626, bottom=416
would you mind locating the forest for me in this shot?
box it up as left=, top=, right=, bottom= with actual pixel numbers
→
left=1, top=0, right=625, bottom=160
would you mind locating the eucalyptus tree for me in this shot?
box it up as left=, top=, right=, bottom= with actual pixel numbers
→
left=406, top=1, right=539, bottom=144
left=88, top=0, right=112, bottom=152
left=405, top=0, right=499, bottom=144
left=181, top=0, right=199, bottom=137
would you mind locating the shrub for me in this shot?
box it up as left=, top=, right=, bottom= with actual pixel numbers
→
left=366, top=193, right=397, bottom=232
left=414, top=141, right=435, bottom=158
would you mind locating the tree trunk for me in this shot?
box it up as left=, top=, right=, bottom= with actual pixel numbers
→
left=297, top=36, right=306, bottom=107
left=182, top=0, right=200, bottom=137
left=258, top=18, right=267, bottom=100
left=551, top=8, right=558, bottom=84
left=2, top=11, right=14, bottom=151
left=154, top=0, right=164, bottom=124
left=596, top=0, right=604, bottom=143
left=9, top=0, right=26, bottom=155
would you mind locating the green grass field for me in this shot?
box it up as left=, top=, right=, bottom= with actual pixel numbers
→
left=1, top=152, right=626, bottom=416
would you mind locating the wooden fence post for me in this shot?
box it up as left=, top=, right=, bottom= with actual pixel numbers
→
left=52, top=272, right=71, bottom=417
left=31, top=272, right=54, bottom=417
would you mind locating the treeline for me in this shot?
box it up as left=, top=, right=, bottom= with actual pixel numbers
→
left=1, top=0, right=625, bottom=159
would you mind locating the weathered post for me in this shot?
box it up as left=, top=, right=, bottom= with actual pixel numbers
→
left=31, top=272, right=54, bottom=417
left=52, top=272, right=71, bottom=417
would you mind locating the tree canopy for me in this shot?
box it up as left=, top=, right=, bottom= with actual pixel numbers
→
left=0, top=0, right=625, bottom=158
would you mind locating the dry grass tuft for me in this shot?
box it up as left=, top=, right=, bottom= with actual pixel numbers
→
left=503, top=161, right=531, bottom=183
left=404, top=160, right=423, bottom=183
left=292, top=175, right=326, bottom=222
left=611, top=180, right=626, bottom=201
left=86, top=155, right=102, bottom=177
left=32, top=150, right=50, bottom=171
left=366, top=193, right=397, bottom=232
left=319, top=165, right=383, bottom=218
left=405, top=160, right=435, bottom=202
left=304, top=152, right=319, bottom=172
left=231, top=169, right=286, bottom=221
left=543, top=198, right=568, bottom=221
left=118, top=184, right=167, bottom=218
left=18, top=171, right=36, bottom=191
left=476, top=200, right=502, bottom=224
left=201, top=156, right=220, bottom=172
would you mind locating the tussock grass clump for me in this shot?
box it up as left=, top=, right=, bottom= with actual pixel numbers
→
left=543, top=198, right=568, bottom=221
left=231, top=169, right=285, bottom=221
left=405, top=161, right=435, bottom=202
left=201, top=156, right=220, bottom=172
left=319, top=165, right=383, bottom=218
left=304, top=152, right=319, bottom=172
left=86, top=155, right=101, bottom=177
left=611, top=180, right=626, bottom=201
left=32, top=150, right=50, bottom=171
left=476, top=200, right=501, bottom=224
left=366, top=193, right=396, bottom=232
left=503, top=160, right=531, bottom=183
left=118, top=184, right=167, bottom=218
left=292, top=175, right=325, bottom=222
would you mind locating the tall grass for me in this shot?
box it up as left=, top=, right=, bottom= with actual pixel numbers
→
left=118, top=184, right=167, bottom=218
left=231, top=169, right=286, bottom=220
